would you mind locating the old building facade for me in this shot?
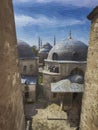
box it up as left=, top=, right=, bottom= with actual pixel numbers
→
left=80, top=6, right=98, bottom=130
left=43, top=34, right=88, bottom=103
left=18, top=41, right=38, bottom=102
left=42, top=34, right=88, bottom=127
left=0, top=1, right=24, bottom=130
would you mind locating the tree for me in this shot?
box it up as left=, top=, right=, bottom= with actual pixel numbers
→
left=31, top=45, right=38, bottom=56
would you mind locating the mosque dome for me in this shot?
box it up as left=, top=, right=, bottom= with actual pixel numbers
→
left=17, top=40, right=35, bottom=59
left=39, top=43, right=52, bottom=54
left=48, top=34, right=88, bottom=61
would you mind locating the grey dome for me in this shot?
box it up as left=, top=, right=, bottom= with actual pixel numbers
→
left=17, top=40, right=35, bottom=59
left=39, top=43, right=52, bottom=54
left=68, top=74, right=84, bottom=84
left=48, top=39, right=88, bottom=61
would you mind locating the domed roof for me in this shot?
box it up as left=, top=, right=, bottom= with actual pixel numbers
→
left=48, top=37, right=88, bottom=61
left=68, top=74, right=84, bottom=84
left=17, top=40, right=35, bottom=59
left=39, top=42, right=52, bottom=54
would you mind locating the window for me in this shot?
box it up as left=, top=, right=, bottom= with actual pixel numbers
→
left=52, top=53, right=58, bottom=60
left=23, top=65, right=27, bottom=73
left=72, top=51, right=79, bottom=60
left=30, top=64, right=33, bottom=71
left=53, top=93, right=57, bottom=98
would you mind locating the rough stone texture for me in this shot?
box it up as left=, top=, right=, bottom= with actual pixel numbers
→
left=80, top=7, right=98, bottom=130
left=0, top=1, right=24, bottom=130
left=32, top=104, right=76, bottom=130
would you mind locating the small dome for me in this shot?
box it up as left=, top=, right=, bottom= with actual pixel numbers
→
left=69, top=74, right=84, bottom=84
left=17, top=40, right=35, bottom=59
left=48, top=38, right=88, bottom=61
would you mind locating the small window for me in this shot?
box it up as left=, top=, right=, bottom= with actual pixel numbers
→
left=25, top=92, right=29, bottom=98
left=30, top=65, right=33, bottom=71
left=72, top=51, right=79, bottom=60
left=23, top=65, right=27, bottom=73
left=52, top=53, right=58, bottom=60
left=53, top=93, right=57, bottom=98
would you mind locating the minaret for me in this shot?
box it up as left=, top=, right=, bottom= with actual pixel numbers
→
left=0, top=1, right=25, bottom=130
left=40, top=39, right=43, bottom=48
left=54, top=35, right=56, bottom=46
left=80, top=6, right=98, bottom=130
left=68, top=30, right=72, bottom=39
left=38, top=37, right=41, bottom=50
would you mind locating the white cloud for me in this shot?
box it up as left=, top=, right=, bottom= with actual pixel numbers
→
left=15, top=15, right=33, bottom=27
left=15, top=14, right=86, bottom=27
left=13, top=0, right=98, bottom=7
left=13, top=0, right=32, bottom=3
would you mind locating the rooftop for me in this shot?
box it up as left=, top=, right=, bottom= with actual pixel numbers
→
left=21, top=76, right=37, bottom=85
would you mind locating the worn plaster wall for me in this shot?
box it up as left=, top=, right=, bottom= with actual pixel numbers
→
left=0, top=1, right=24, bottom=130
left=59, top=62, right=86, bottom=78
left=80, top=7, right=98, bottom=130
left=19, top=59, right=38, bottom=76
left=43, top=73, right=61, bottom=100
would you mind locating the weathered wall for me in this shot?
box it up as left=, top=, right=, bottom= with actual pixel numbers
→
left=19, top=59, right=38, bottom=76
left=43, top=61, right=86, bottom=101
left=80, top=7, right=98, bottom=130
left=43, top=72, right=60, bottom=100
left=59, top=62, right=86, bottom=78
left=0, top=1, right=25, bottom=130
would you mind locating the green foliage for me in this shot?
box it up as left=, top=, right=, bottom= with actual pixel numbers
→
left=31, top=45, right=38, bottom=56
left=38, top=76, right=43, bottom=84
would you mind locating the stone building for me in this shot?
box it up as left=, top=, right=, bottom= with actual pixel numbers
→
left=43, top=33, right=88, bottom=103
left=42, top=33, right=88, bottom=126
left=18, top=40, right=38, bottom=76
left=0, top=1, right=24, bottom=130
left=80, top=6, right=98, bottom=130
left=17, top=40, right=38, bottom=102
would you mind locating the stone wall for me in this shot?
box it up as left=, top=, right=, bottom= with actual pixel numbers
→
left=80, top=6, right=98, bottom=130
left=0, top=1, right=24, bottom=130
left=43, top=73, right=60, bottom=100
left=59, top=62, right=86, bottom=78
left=19, top=59, right=38, bottom=76
left=43, top=61, right=86, bottom=101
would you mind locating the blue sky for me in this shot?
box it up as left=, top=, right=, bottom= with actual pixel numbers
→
left=13, top=0, right=98, bottom=46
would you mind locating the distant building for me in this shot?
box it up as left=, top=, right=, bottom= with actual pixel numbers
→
left=17, top=40, right=38, bottom=102
left=38, top=42, right=52, bottom=65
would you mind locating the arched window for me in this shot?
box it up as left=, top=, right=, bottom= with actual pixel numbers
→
left=72, top=51, right=79, bottom=61
left=30, top=64, right=33, bottom=71
left=70, top=68, right=84, bottom=76
left=52, top=53, right=58, bottom=60
left=23, top=65, right=27, bottom=73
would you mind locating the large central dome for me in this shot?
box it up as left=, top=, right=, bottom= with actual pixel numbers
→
left=48, top=38, right=88, bottom=61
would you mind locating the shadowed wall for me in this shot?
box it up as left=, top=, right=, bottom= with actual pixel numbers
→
left=80, top=6, right=98, bottom=130
left=0, top=1, right=25, bottom=130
